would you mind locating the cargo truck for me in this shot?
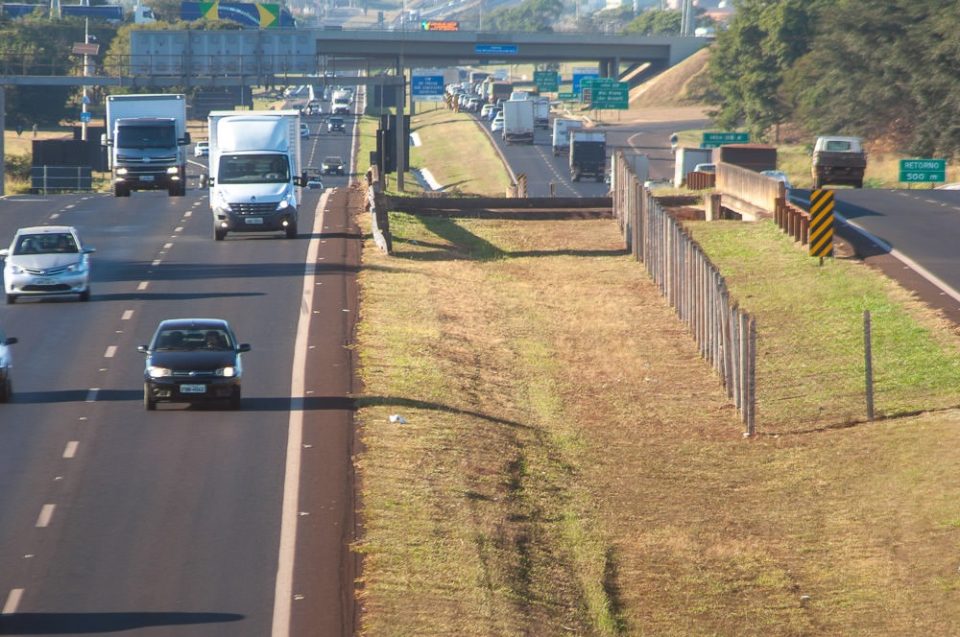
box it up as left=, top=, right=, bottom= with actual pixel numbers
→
left=569, top=130, right=606, bottom=182
left=502, top=99, right=535, bottom=144
left=205, top=110, right=306, bottom=241
left=533, top=99, right=550, bottom=130
left=488, top=81, right=513, bottom=105
left=552, top=118, right=582, bottom=156
left=102, top=94, right=191, bottom=197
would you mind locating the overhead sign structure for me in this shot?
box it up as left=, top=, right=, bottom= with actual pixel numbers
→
left=899, top=158, right=946, bottom=183
left=701, top=131, right=750, bottom=148
left=411, top=70, right=445, bottom=102
left=534, top=70, right=558, bottom=92
left=421, top=20, right=458, bottom=31
left=809, top=189, right=835, bottom=258
left=475, top=44, right=518, bottom=55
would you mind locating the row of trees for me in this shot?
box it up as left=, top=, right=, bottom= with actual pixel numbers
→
left=705, top=0, right=960, bottom=157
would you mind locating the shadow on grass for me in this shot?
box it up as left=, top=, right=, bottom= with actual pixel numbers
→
left=390, top=215, right=627, bottom=262
left=358, top=395, right=533, bottom=430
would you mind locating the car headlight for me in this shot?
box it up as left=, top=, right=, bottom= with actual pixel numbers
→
left=166, top=166, right=179, bottom=175
left=277, top=199, right=290, bottom=210
left=8, top=264, right=23, bottom=275
left=66, top=261, right=86, bottom=273
left=116, top=167, right=128, bottom=175
left=216, top=366, right=236, bottom=378
left=147, top=366, right=172, bottom=378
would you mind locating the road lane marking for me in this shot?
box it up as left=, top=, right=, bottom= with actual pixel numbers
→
left=104, top=345, right=117, bottom=358
left=151, top=259, right=162, bottom=267
left=122, top=310, right=134, bottom=320
left=174, top=226, right=184, bottom=233
left=2, top=588, right=23, bottom=614
left=272, top=188, right=331, bottom=637
left=50, top=213, right=60, bottom=219
left=184, top=211, right=192, bottom=218
left=137, top=281, right=149, bottom=291
left=163, top=242, right=173, bottom=249
left=35, top=504, right=55, bottom=528
left=63, top=441, right=79, bottom=458
left=85, top=388, right=99, bottom=402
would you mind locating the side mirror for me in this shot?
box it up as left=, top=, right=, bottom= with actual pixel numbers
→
left=83, top=247, right=96, bottom=254
left=0, top=249, right=8, bottom=259
left=237, top=343, right=251, bottom=353
left=137, top=345, right=148, bottom=353
left=199, top=174, right=209, bottom=189
left=180, top=132, right=192, bottom=145
left=4, top=337, right=17, bottom=346
left=100, top=133, right=109, bottom=148
left=300, top=172, right=308, bottom=187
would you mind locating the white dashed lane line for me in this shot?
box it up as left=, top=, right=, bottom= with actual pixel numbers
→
left=2, top=588, right=24, bottom=614
left=35, top=505, right=55, bottom=528
left=50, top=213, right=60, bottom=220
left=122, top=310, right=134, bottom=320
left=104, top=346, right=117, bottom=358
left=151, top=259, right=162, bottom=267
left=137, top=282, right=149, bottom=291
left=63, top=441, right=79, bottom=459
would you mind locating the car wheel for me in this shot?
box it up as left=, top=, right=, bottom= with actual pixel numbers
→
left=79, top=287, right=90, bottom=302
left=5, top=294, right=16, bottom=305
left=144, top=383, right=156, bottom=411
left=285, top=222, right=298, bottom=239
left=114, top=183, right=129, bottom=197
left=214, top=226, right=227, bottom=241
left=0, top=377, right=10, bottom=403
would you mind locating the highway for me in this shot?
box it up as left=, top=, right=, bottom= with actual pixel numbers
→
left=0, top=94, right=360, bottom=636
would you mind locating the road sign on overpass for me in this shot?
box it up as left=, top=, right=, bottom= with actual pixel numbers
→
left=899, top=158, right=946, bottom=183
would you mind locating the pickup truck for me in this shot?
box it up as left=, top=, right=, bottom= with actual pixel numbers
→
left=812, top=136, right=866, bottom=189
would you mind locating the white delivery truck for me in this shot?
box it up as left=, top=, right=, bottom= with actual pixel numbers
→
left=331, top=89, right=352, bottom=115
left=205, top=110, right=306, bottom=241
left=502, top=99, right=535, bottom=144
left=533, top=98, right=550, bottom=130
left=102, top=94, right=190, bottom=197
left=552, top=118, right=582, bottom=156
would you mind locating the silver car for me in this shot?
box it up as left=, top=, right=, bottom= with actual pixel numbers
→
left=0, top=226, right=95, bottom=304
left=0, top=326, right=16, bottom=402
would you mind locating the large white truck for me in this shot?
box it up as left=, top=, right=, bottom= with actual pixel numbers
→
left=102, top=94, right=190, bottom=197
left=331, top=89, right=353, bottom=115
left=552, top=118, right=582, bottom=156
left=501, top=99, right=535, bottom=144
left=533, top=99, right=550, bottom=130
left=205, top=110, right=306, bottom=241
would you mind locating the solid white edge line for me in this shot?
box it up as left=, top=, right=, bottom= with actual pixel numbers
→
left=36, top=504, right=55, bottom=528
left=63, top=441, right=79, bottom=458
left=836, top=212, right=960, bottom=305
left=271, top=188, right=331, bottom=637
left=2, top=588, right=23, bottom=614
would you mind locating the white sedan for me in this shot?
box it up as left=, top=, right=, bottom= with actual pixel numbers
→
left=0, top=225, right=95, bottom=304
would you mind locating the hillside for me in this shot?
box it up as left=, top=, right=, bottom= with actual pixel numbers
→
left=629, top=46, right=711, bottom=109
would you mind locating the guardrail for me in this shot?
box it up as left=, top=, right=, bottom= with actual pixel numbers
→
left=611, top=152, right=757, bottom=434
left=716, top=162, right=784, bottom=220
left=774, top=197, right=810, bottom=245
left=365, top=166, right=391, bottom=254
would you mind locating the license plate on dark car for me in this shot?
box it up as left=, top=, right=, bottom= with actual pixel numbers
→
left=180, top=384, right=206, bottom=394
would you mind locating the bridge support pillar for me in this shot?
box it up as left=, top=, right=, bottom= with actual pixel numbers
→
left=613, top=57, right=620, bottom=80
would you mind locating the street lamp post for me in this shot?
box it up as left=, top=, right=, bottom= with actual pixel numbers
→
left=81, top=17, right=89, bottom=141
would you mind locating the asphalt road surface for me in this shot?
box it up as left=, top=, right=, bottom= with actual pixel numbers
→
left=0, top=93, right=361, bottom=636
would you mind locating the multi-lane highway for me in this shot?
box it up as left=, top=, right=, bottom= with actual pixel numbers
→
left=0, top=93, right=361, bottom=636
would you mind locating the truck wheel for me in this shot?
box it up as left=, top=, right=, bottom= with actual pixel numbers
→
left=214, top=226, right=227, bottom=241
left=0, top=377, right=11, bottom=403
left=854, top=180, right=864, bottom=189
left=114, top=183, right=129, bottom=197
left=572, top=171, right=580, bottom=182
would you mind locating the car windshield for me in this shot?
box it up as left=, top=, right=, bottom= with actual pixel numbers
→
left=217, top=154, right=290, bottom=184
left=14, top=233, right=78, bottom=255
left=324, top=157, right=343, bottom=165
left=153, top=328, right=233, bottom=351
left=117, top=125, right=176, bottom=149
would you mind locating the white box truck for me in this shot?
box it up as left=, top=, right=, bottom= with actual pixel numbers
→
left=552, top=118, right=582, bottom=156
left=502, top=99, right=535, bottom=144
left=533, top=99, right=550, bottom=130
left=331, top=89, right=352, bottom=115
left=205, top=110, right=306, bottom=241
left=102, top=94, right=190, bottom=197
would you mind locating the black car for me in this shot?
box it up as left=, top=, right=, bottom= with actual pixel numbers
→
left=327, top=117, right=345, bottom=133
left=321, top=156, right=345, bottom=175
left=139, top=318, right=250, bottom=411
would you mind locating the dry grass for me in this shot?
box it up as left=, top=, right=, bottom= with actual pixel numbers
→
left=354, top=202, right=960, bottom=635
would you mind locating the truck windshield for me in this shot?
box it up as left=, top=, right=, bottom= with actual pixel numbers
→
left=218, top=154, right=290, bottom=184
left=117, top=125, right=176, bottom=149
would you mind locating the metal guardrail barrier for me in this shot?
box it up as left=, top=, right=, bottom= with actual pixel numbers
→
left=30, top=166, right=93, bottom=194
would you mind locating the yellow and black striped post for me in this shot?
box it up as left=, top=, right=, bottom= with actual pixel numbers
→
left=809, top=189, right=835, bottom=258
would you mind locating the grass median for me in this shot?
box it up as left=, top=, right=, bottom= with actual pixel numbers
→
left=354, top=195, right=960, bottom=634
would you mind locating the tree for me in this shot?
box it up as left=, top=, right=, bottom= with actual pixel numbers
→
left=622, top=8, right=681, bottom=35
left=486, top=0, right=564, bottom=32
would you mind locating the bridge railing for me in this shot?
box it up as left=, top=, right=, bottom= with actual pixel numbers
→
left=716, top=162, right=784, bottom=220
left=612, top=151, right=757, bottom=434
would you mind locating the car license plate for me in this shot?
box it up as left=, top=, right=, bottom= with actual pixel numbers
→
left=34, top=278, right=56, bottom=285
left=244, top=217, right=264, bottom=225
left=180, top=384, right=206, bottom=394
left=140, top=175, right=154, bottom=182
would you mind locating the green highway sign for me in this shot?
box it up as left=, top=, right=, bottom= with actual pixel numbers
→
left=534, top=70, right=559, bottom=92
left=558, top=91, right=574, bottom=100
left=899, top=158, right=946, bottom=182
left=590, top=82, right=629, bottom=109
left=580, top=77, right=617, bottom=92
left=701, top=131, right=750, bottom=148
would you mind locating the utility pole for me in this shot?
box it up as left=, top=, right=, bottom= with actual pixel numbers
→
left=81, top=17, right=89, bottom=141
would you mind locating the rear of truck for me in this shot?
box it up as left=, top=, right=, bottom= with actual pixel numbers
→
left=812, top=136, right=867, bottom=189
left=569, top=131, right=607, bottom=182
